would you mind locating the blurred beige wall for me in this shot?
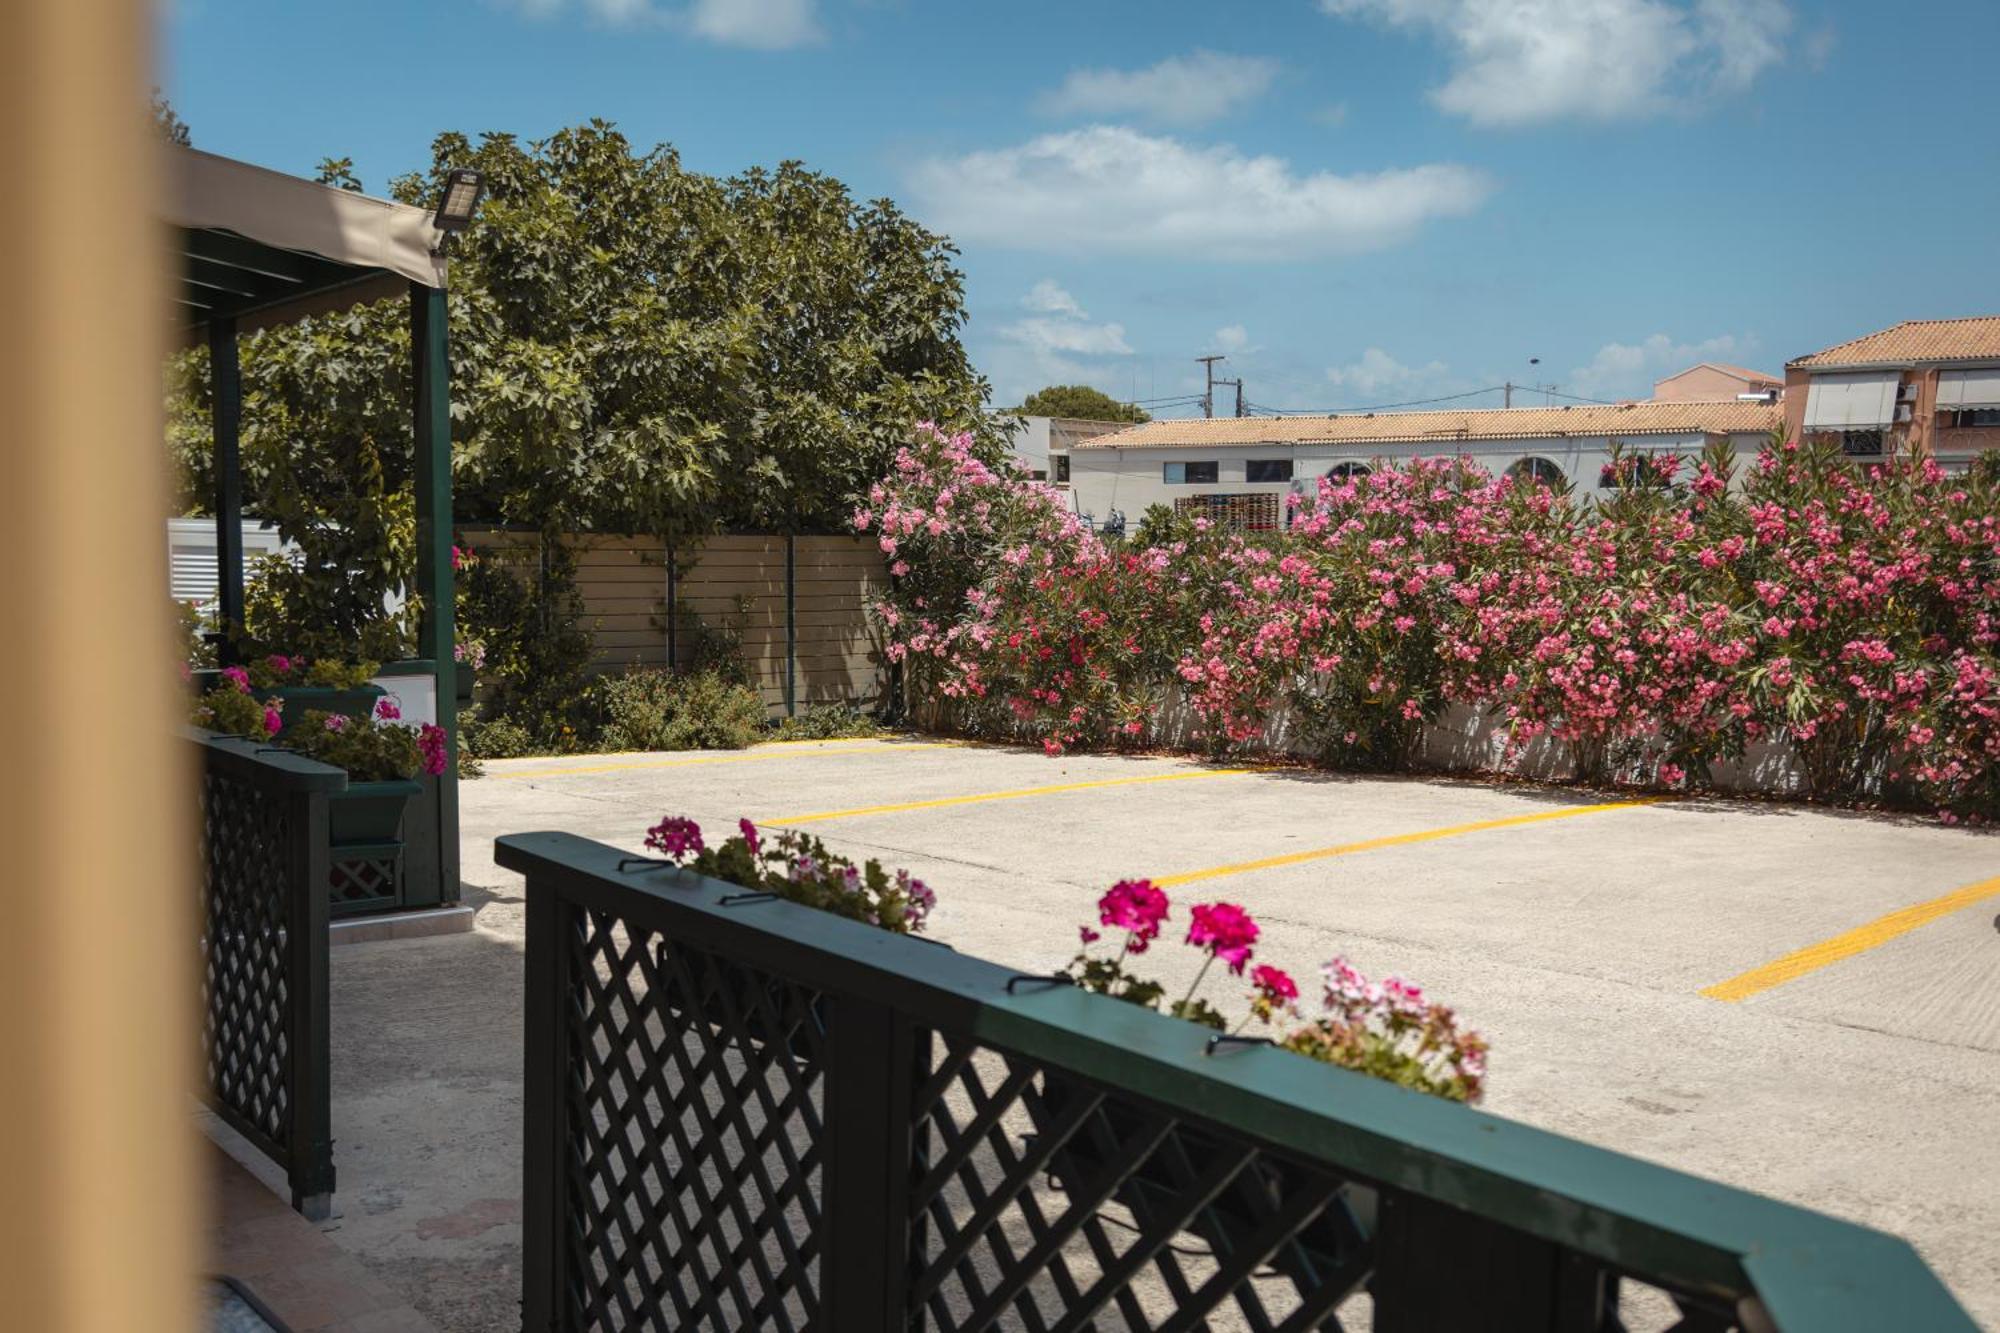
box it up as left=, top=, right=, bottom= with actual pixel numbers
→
left=0, top=3, right=195, bottom=1332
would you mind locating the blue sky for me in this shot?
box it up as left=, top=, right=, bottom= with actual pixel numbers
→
left=163, top=0, right=2000, bottom=417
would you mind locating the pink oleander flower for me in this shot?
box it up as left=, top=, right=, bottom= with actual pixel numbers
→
left=738, top=818, right=762, bottom=857
left=375, top=698, right=402, bottom=721
left=1187, top=902, right=1259, bottom=974
left=221, top=665, right=251, bottom=693
left=1098, top=878, right=1170, bottom=952
left=1251, top=964, right=1298, bottom=1004
left=644, top=815, right=705, bottom=863
left=417, top=723, right=449, bottom=777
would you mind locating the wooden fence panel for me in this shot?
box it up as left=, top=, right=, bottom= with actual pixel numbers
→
left=459, top=529, right=890, bottom=714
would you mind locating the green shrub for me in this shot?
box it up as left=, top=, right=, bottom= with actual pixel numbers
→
left=596, top=668, right=766, bottom=752
left=462, top=710, right=538, bottom=759
left=457, top=539, right=600, bottom=750
left=774, top=703, right=884, bottom=741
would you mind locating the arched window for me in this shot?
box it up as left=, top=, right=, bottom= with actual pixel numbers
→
left=1325, top=461, right=1372, bottom=481
left=1507, top=456, right=1564, bottom=487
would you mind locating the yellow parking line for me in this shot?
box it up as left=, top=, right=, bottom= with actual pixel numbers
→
left=486, top=742, right=948, bottom=781
left=765, top=767, right=1257, bottom=825
left=1154, top=797, right=1667, bottom=887
left=1701, top=873, right=2000, bottom=1003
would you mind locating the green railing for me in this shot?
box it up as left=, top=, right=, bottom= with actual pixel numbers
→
left=195, top=729, right=342, bottom=1218
left=499, top=830, right=1976, bottom=1332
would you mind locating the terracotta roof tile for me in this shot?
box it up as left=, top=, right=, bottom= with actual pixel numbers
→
left=1069, top=400, right=1783, bottom=450
left=1789, top=317, right=2000, bottom=369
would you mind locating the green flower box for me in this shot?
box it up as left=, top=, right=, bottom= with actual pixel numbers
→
left=270, top=684, right=385, bottom=741
left=327, top=777, right=423, bottom=845
left=455, top=662, right=476, bottom=705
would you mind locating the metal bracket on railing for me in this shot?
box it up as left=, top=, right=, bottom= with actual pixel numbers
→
left=718, top=891, right=781, bottom=908
left=1004, top=973, right=1075, bottom=993
left=1204, top=1033, right=1275, bottom=1057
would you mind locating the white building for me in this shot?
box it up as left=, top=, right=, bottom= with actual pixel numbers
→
left=1002, top=414, right=1130, bottom=483
left=1057, top=398, right=1784, bottom=531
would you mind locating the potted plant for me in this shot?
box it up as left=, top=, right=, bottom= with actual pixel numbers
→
left=248, top=655, right=385, bottom=741
left=454, top=637, right=485, bottom=705
left=1031, top=882, right=1486, bottom=1288
left=188, top=666, right=284, bottom=739
left=289, top=701, right=448, bottom=847
left=635, top=816, right=936, bottom=1057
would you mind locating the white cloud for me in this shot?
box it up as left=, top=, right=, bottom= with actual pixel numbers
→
left=1324, top=347, right=1453, bottom=399
left=1037, top=50, right=1280, bottom=127
left=1214, top=325, right=1251, bottom=354
left=1568, top=331, right=1758, bottom=398
left=907, top=126, right=1491, bottom=260
left=985, top=282, right=1135, bottom=406
left=1001, top=282, right=1132, bottom=357
left=507, top=0, right=822, bottom=47
left=1321, top=0, right=1791, bottom=126
left=686, top=0, right=821, bottom=48
left=1022, top=278, right=1086, bottom=318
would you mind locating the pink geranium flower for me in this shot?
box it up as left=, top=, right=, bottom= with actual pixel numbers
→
left=1098, top=878, right=1169, bottom=952
left=644, top=815, right=704, bottom=863
left=1251, top=964, right=1297, bottom=1004
left=738, top=818, right=762, bottom=857
left=375, top=698, right=402, bottom=721
left=1187, top=902, right=1259, bottom=974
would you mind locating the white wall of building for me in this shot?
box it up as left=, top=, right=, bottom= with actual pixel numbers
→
left=1003, top=416, right=1055, bottom=479
left=1060, top=431, right=1769, bottom=529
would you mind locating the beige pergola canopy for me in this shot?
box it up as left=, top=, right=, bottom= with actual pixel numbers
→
left=167, top=146, right=447, bottom=335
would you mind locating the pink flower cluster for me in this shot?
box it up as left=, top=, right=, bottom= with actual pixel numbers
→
left=644, top=815, right=705, bottom=862
left=1067, top=880, right=1483, bottom=1101
left=862, top=428, right=2000, bottom=820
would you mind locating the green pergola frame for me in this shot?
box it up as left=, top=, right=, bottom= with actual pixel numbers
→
left=171, top=148, right=460, bottom=905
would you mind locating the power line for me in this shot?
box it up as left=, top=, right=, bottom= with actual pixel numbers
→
left=1245, top=385, right=1510, bottom=416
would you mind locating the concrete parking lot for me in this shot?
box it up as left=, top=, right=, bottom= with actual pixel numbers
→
left=316, top=736, right=2000, bottom=1329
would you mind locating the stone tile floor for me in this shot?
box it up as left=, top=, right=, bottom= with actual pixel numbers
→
left=204, top=1135, right=439, bottom=1333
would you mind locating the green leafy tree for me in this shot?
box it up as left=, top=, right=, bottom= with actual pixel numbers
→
left=169, top=120, right=998, bottom=712
left=1017, top=384, right=1148, bottom=423
left=314, top=157, right=364, bottom=192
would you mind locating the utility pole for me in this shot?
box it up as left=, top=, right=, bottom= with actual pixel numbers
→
left=1234, top=380, right=1246, bottom=418
left=1504, top=381, right=1512, bottom=408
left=1196, top=355, right=1226, bottom=419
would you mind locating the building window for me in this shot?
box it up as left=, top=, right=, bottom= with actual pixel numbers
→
left=1175, top=493, right=1280, bottom=532
left=1598, top=454, right=1682, bottom=489
left=1246, top=459, right=1293, bottom=483
left=1838, top=430, right=1885, bottom=457
left=1163, top=461, right=1219, bottom=484
left=1507, top=456, right=1564, bottom=487
left=1052, top=454, right=1071, bottom=483
left=1028, top=469, right=1047, bottom=481
left=1325, top=461, right=1371, bottom=481
left=1948, top=409, right=2000, bottom=428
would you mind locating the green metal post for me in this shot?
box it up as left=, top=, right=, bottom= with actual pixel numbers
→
left=411, top=283, right=460, bottom=902
left=208, top=316, right=244, bottom=659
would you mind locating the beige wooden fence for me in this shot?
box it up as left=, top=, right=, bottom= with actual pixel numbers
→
left=461, top=529, right=890, bottom=715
